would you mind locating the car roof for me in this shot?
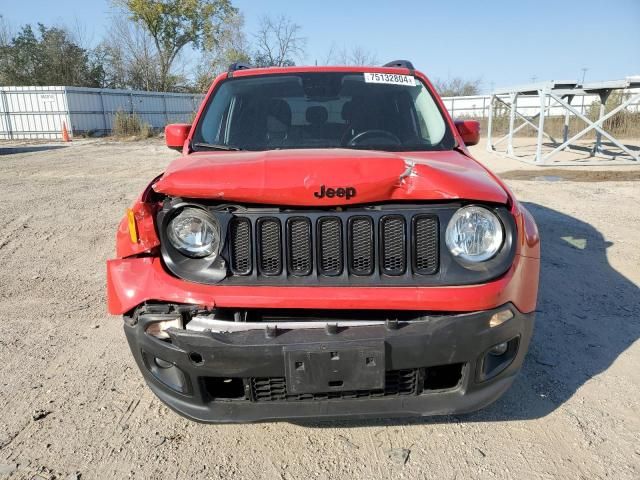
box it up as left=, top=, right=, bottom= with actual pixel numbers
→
left=229, top=65, right=420, bottom=78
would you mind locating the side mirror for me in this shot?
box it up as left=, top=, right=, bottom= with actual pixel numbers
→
left=454, top=119, right=480, bottom=146
left=165, top=123, right=191, bottom=151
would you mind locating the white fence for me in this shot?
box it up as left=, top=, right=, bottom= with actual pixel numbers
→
left=443, top=90, right=640, bottom=119
left=2, top=85, right=639, bottom=140
left=0, top=86, right=203, bottom=140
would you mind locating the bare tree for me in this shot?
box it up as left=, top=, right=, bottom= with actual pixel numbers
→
left=68, top=17, right=94, bottom=50
left=0, top=15, right=12, bottom=47
left=253, top=15, right=306, bottom=67
left=97, top=16, right=167, bottom=90
left=324, top=44, right=378, bottom=66
left=434, top=77, right=482, bottom=97
left=195, top=12, right=251, bottom=91
left=348, top=46, right=379, bottom=66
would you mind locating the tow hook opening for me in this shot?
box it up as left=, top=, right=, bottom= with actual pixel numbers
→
left=202, top=377, right=246, bottom=400
left=422, top=363, right=465, bottom=391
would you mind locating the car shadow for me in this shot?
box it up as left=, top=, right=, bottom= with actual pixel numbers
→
left=465, top=201, right=639, bottom=422
left=541, top=140, right=640, bottom=161
left=296, top=202, right=640, bottom=427
left=0, top=145, right=68, bottom=155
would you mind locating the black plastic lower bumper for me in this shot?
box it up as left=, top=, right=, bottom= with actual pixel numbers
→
left=124, top=304, right=534, bottom=423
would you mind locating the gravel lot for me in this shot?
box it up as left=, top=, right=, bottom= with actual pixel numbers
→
left=0, top=138, right=639, bottom=479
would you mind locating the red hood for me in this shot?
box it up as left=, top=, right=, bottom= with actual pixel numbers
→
left=153, top=149, right=508, bottom=206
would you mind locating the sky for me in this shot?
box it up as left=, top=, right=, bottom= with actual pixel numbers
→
left=1, top=0, right=639, bottom=92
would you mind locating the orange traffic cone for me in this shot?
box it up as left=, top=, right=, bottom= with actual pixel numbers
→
left=62, top=121, right=71, bottom=142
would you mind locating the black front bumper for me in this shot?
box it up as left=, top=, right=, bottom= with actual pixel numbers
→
left=124, top=305, right=534, bottom=423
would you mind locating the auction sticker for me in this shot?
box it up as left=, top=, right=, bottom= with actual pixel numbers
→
left=364, top=72, right=416, bottom=86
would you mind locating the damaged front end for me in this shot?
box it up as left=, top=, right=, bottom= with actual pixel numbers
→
left=109, top=65, right=541, bottom=423
left=124, top=302, right=533, bottom=423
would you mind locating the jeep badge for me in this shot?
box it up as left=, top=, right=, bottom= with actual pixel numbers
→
left=313, top=185, right=357, bottom=200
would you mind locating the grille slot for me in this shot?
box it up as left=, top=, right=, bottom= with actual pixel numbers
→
left=287, top=218, right=312, bottom=275
left=413, top=216, right=439, bottom=275
left=251, top=377, right=287, bottom=402
left=251, top=369, right=418, bottom=402
left=229, top=218, right=252, bottom=275
left=318, top=217, right=343, bottom=275
left=349, top=217, right=374, bottom=275
left=380, top=216, right=406, bottom=275
left=385, top=368, right=418, bottom=395
left=257, top=218, right=282, bottom=275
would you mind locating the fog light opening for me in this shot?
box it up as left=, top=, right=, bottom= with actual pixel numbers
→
left=489, top=342, right=509, bottom=356
left=189, top=352, right=204, bottom=365
left=142, top=351, right=190, bottom=394
left=478, top=336, right=521, bottom=382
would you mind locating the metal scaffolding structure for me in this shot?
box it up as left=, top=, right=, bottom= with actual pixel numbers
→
left=486, top=77, right=640, bottom=165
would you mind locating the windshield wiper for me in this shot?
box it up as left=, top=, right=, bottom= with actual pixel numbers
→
left=192, top=142, right=243, bottom=151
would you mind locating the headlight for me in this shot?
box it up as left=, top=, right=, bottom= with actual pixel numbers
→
left=445, top=206, right=504, bottom=262
left=167, top=208, right=220, bottom=258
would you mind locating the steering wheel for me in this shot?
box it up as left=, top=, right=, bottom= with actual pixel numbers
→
left=346, top=129, right=402, bottom=147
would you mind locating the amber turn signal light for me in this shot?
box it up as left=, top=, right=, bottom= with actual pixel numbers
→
left=127, top=208, right=138, bottom=244
left=489, top=309, right=514, bottom=328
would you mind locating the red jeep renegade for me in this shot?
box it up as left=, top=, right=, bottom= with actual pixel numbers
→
left=107, top=61, right=540, bottom=423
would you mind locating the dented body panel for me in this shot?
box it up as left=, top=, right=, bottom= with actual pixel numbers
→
left=153, top=149, right=509, bottom=206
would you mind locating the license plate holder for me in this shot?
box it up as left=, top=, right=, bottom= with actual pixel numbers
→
left=284, top=341, right=385, bottom=394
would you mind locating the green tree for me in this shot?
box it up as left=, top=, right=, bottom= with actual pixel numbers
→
left=0, top=24, right=103, bottom=87
left=118, top=0, right=236, bottom=91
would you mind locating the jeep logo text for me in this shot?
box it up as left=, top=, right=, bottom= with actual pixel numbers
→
left=313, top=185, right=356, bottom=200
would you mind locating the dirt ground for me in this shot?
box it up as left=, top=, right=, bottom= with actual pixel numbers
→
left=0, top=138, right=639, bottom=480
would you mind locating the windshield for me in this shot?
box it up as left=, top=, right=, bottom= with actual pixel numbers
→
left=192, top=72, right=455, bottom=152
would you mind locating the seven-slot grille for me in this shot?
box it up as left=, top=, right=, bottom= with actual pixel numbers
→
left=229, top=212, right=439, bottom=279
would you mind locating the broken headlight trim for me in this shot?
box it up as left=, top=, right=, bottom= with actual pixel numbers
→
left=167, top=208, right=221, bottom=259
left=445, top=206, right=504, bottom=263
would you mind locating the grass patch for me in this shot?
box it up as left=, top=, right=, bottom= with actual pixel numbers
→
left=499, top=169, right=640, bottom=182
left=112, top=111, right=153, bottom=138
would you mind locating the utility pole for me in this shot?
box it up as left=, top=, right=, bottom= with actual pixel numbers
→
left=580, top=68, right=588, bottom=85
